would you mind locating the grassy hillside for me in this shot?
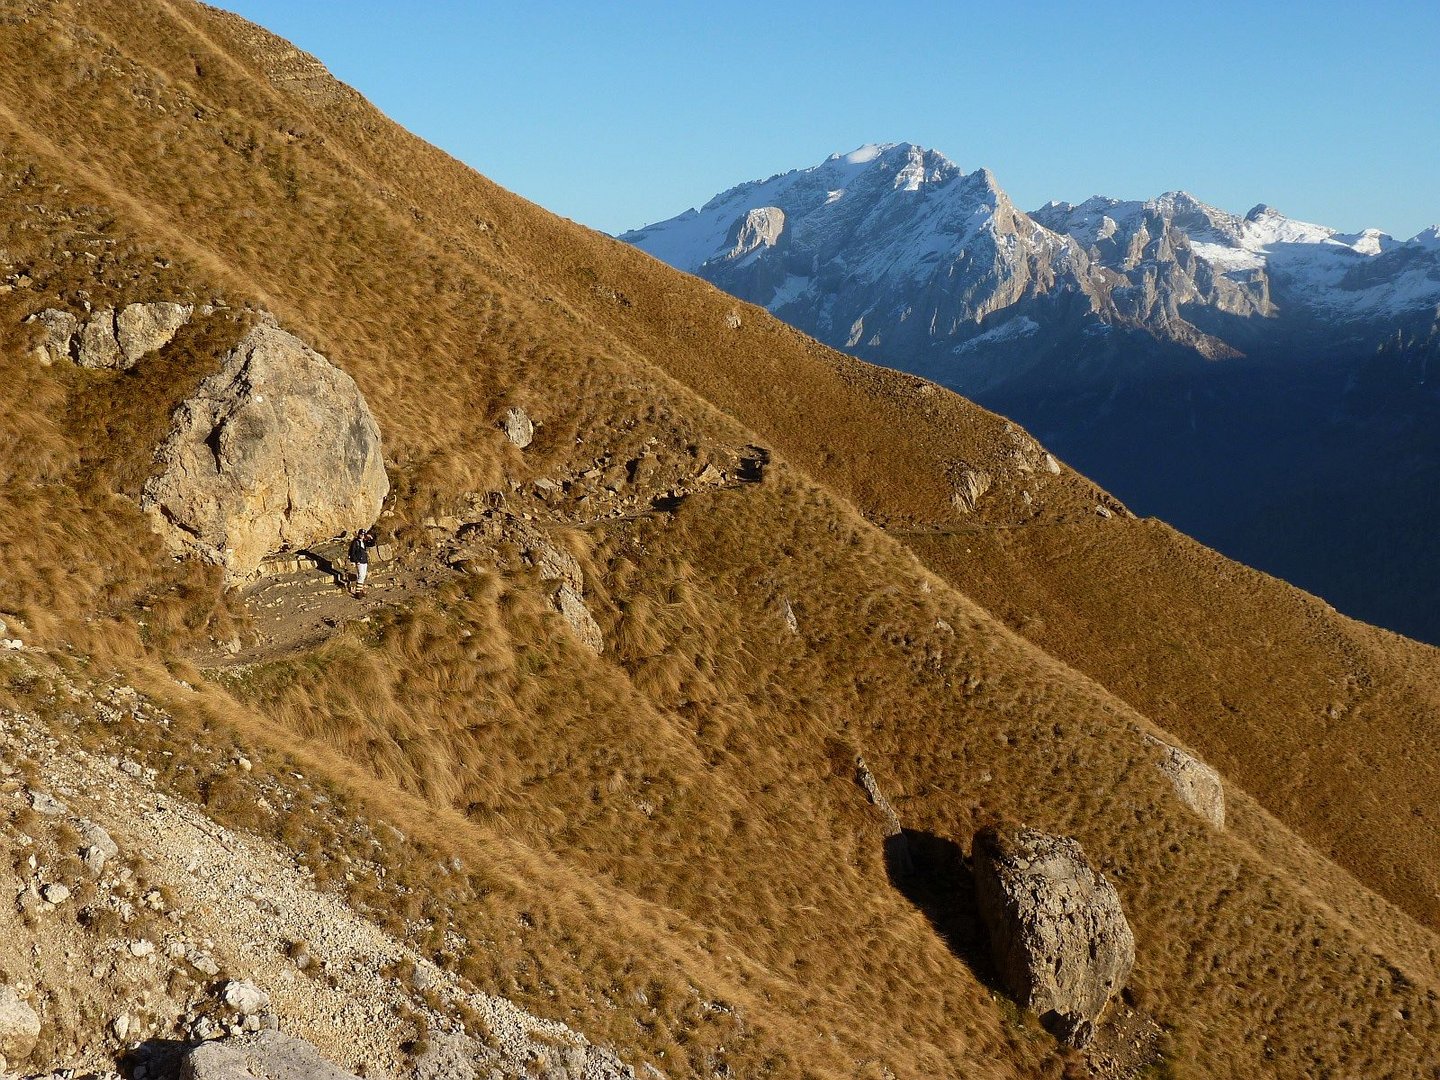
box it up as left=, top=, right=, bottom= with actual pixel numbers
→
left=0, top=2, right=1435, bottom=1076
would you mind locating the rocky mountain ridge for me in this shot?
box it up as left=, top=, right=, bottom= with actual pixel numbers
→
left=622, top=142, right=1440, bottom=370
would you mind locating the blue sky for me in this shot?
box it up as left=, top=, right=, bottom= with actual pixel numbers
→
left=216, top=1, right=1439, bottom=239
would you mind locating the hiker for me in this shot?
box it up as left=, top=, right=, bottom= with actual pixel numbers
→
left=348, top=527, right=375, bottom=596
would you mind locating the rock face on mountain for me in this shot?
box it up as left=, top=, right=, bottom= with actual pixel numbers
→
left=971, top=824, right=1135, bottom=1047
left=624, top=143, right=1440, bottom=378
left=141, top=325, right=388, bottom=582
left=625, top=144, right=1440, bottom=643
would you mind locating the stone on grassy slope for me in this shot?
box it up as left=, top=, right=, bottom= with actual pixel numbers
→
left=1146, top=735, right=1225, bottom=828
left=972, top=824, right=1134, bottom=1047
left=0, top=986, right=40, bottom=1066
left=181, top=1032, right=358, bottom=1080
left=26, top=308, right=77, bottom=365
left=502, top=405, right=534, bottom=448
left=142, top=325, right=388, bottom=583
left=554, top=584, right=604, bottom=653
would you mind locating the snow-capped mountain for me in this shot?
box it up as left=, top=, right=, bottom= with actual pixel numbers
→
left=622, top=143, right=1440, bottom=381
left=623, top=145, right=1440, bottom=642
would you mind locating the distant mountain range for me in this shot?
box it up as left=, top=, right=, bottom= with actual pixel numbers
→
left=623, top=144, right=1440, bottom=642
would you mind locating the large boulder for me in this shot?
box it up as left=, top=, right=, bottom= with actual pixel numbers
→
left=972, top=824, right=1134, bottom=1047
left=181, top=1032, right=359, bottom=1080
left=141, top=325, right=388, bottom=582
left=1146, top=735, right=1225, bottom=828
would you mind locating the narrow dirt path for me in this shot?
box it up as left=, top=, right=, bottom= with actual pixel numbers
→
left=197, top=446, right=773, bottom=670
left=194, top=542, right=443, bottom=670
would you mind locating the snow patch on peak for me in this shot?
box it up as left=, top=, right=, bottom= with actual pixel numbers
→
left=834, top=143, right=894, bottom=165
left=1155, top=190, right=1207, bottom=210
left=953, top=315, right=1040, bottom=353
left=1335, top=228, right=1396, bottom=256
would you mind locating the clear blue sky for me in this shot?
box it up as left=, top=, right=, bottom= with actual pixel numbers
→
left=215, top=1, right=1438, bottom=239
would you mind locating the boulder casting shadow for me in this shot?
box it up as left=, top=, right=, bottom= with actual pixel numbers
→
left=884, top=828, right=997, bottom=988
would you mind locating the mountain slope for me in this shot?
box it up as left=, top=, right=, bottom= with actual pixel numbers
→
left=623, top=145, right=1440, bottom=641
left=0, top=5, right=1436, bottom=1078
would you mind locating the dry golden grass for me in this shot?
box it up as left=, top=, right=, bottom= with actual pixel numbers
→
left=0, top=3, right=1435, bottom=1077
left=910, top=519, right=1440, bottom=929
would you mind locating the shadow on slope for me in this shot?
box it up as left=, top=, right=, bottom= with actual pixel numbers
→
left=885, top=829, right=993, bottom=984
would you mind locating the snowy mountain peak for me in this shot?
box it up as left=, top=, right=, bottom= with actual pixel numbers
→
left=623, top=143, right=1440, bottom=341
left=1154, top=190, right=1208, bottom=211
left=1411, top=225, right=1440, bottom=249
left=620, top=143, right=990, bottom=276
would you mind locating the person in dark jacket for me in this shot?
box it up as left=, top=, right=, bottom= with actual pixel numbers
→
left=348, top=528, right=375, bottom=596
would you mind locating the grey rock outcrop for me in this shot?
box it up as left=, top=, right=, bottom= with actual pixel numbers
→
left=181, top=1032, right=358, bottom=1080
left=0, top=986, right=40, bottom=1066
left=780, top=597, right=799, bottom=634
left=952, top=467, right=992, bottom=513
left=26, top=308, right=77, bottom=365
left=454, top=511, right=602, bottom=652
left=854, top=756, right=903, bottom=839
left=26, top=302, right=194, bottom=369
left=1146, top=735, right=1225, bottom=828
left=119, top=301, right=193, bottom=363
left=77, top=310, right=125, bottom=368
left=142, top=325, right=388, bottom=583
left=972, top=824, right=1135, bottom=1047
left=501, top=406, right=534, bottom=448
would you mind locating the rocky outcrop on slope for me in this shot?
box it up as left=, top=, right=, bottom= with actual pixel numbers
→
left=501, top=405, right=535, bottom=449
left=141, top=325, right=388, bottom=583
left=448, top=510, right=604, bottom=652
left=971, top=824, right=1134, bottom=1047
left=25, top=302, right=194, bottom=369
left=24, top=308, right=77, bottom=366
left=181, top=1032, right=357, bottom=1080
left=1145, top=736, right=1225, bottom=828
